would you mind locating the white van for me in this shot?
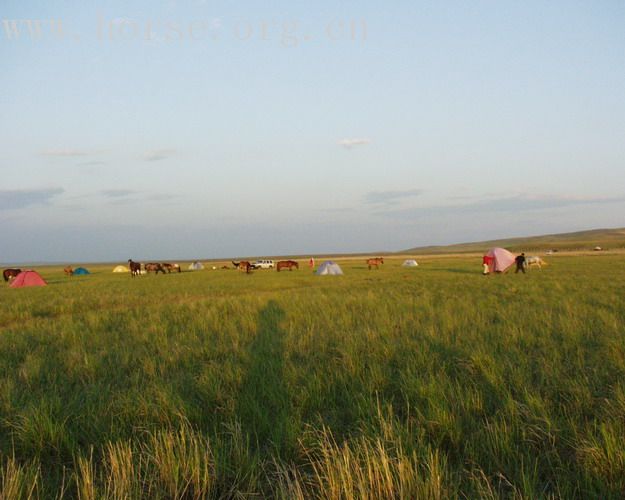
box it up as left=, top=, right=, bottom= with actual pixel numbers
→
left=252, top=259, right=274, bottom=269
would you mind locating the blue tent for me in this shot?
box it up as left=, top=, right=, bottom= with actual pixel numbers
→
left=74, top=267, right=90, bottom=275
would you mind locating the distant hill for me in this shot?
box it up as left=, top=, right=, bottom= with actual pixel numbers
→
left=401, top=228, right=625, bottom=255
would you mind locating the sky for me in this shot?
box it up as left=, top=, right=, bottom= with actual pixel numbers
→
left=1, top=1, right=624, bottom=262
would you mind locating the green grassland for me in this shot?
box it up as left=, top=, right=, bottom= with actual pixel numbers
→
left=1, top=255, right=624, bottom=498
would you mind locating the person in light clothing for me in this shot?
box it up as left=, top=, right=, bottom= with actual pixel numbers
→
left=482, top=255, right=493, bottom=275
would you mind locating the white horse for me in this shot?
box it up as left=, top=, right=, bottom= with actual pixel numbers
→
left=526, top=256, right=547, bottom=269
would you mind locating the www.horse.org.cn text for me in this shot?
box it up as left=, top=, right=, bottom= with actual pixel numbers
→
left=1, top=16, right=368, bottom=47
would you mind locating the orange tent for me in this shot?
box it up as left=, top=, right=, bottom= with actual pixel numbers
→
left=10, top=270, right=47, bottom=288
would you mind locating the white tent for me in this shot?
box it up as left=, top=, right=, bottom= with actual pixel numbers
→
left=188, top=261, right=204, bottom=270
left=402, top=259, right=419, bottom=267
left=113, top=265, right=129, bottom=273
left=315, top=261, right=343, bottom=275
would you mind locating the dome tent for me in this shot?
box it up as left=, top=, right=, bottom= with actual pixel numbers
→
left=113, top=265, right=129, bottom=273
left=484, top=248, right=515, bottom=273
left=10, top=270, right=47, bottom=288
left=402, top=259, right=419, bottom=267
left=74, top=267, right=90, bottom=275
left=188, top=261, right=204, bottom=270
left=315, top=261, right=343, bottom=275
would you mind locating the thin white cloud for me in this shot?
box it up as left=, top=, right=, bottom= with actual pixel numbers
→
left=318, top=207, right=355, bottom=214
left=0, top=188, right=64, bottom=211
left=144, top=149, right=176, bottom=161
left=41, top=149, right=87, bottom=157
left=145, top=193, right=177, bottom=202
left=338, top=138, right=370, bottom=149
left=77, top=160, right=107, bottom=167
left=379, top=194, right=625, bottom=219
left=365, top=189, right=424, bottom=205
left=100, top=189, right=136, bottom=198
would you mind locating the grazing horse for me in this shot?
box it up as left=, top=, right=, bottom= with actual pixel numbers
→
left=526, top=256, right=547, bottom=270
left=276, top=260, right=299, bottom=272
left=145, top=263, right=167, bottom=274
left=367, top=257, right=384, bottom=270
left=162, top=263, right=181, bottom=273
left=233, top=260, right=252, bottom=274
left=64, top=266, right=74, bottom=277
left=3, top=268, right=21, bottom=282
left=128, top=259, right=142, bottom=277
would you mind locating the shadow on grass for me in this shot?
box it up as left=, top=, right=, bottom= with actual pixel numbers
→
left=237, top=300, right=292, bottom=456
left=429, top=268, right=478, bottom=275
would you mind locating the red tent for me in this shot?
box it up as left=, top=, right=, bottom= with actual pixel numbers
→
left=9, top=270, right=47, bottom=288
left=485, top=248, right=516, bottom=273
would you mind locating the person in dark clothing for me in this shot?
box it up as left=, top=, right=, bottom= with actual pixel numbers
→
left=515, top=253, right=526, bottom=273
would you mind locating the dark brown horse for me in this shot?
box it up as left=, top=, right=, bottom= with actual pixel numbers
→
left=162, top=263, right=181, bottom=273
left=3, top=268, right=21, bottom=282
left=233, top=260, right=252, bottom=274
left=145, top=263, right=167, bottom=274
left=128, top=259, right=142, bottom=277
left=276, top=260, right=299, bottom=272
left=367, top=257, right=384, bottom=270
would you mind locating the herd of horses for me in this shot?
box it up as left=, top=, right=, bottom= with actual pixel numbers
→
left=230, top=260, right=300, bottom=274
left=2, top=258, right=382, bottom=282
left=127, top=260, right=181, bottom=277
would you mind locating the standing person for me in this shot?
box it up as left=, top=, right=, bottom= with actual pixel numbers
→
left=482, top=255, right=493, bottom=275
left=515, top=253, right=526, bottom=274
left=309, top=257, right=315, bottom=270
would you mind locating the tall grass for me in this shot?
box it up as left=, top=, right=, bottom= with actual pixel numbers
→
left=0, top=255, right=624, bottom=497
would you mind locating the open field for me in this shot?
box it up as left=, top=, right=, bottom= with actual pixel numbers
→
left=1, top=254, right=624, bottom=498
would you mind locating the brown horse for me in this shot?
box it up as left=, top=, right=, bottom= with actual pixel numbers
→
left=367, top=257, right=384, bottom=270
left=128, top=259, right=142, bottom=277
left=162, top=263, right=181, bottom=273
left=276, top=260, right=299, bottom=272
left=64, top=266, right=74, bottom=277
left=145, top=263, right=167, bottom=274
left=233, top=260, right=252, bottom=274
left=3, top=268, right=21, bottom=282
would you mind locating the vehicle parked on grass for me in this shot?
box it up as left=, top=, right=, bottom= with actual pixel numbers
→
left=252, top=259, right=274, bottom=269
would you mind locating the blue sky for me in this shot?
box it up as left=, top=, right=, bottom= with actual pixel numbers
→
left=1, top=1, right=624, bottom=262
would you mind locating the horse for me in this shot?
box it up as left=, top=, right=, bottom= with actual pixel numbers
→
left=162, top=263, right=181, bottom=273
left=64, top=266, right=74, bottom=277
left=145, top=263, right=167, bottom=274
left=128, top=259, right=142, bottom=277
left=3, top=268, right=21, bottom=282
left=526, top=256, right=547, bottom=270
left=367, top=257, right=384, bottom=270
left=276, top=260, right=299, bottom=272
left=233, top=261, right=252, bottom=273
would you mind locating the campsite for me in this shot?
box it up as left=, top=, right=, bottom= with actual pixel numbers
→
left=3, top=0, right=624, bottom=496
left=1, top=251, right=624, bottom=497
